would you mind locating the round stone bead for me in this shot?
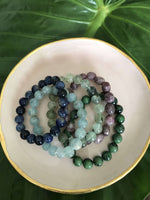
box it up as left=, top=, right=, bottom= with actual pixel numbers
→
left=29, top=98, right=39, bottom=108
left=73, top=75, right=82, bottom=84
left=28, top=107, right=38, bottom=116
left=65, top=73, right=74, bottom=83
left=58, top=133, right=68, bottom=144
left=49, top=94, right=59, bottom=102
left=63, top=146, right=74, bottom=158
left=93, top=156, right=103, bottom=166
left=80, top=73, right=87, bottom=79
left=109, top=142, right=118, bottom=153
left=83, top=159, right=93, bottom=169
left=51, top=76, right=60, bottom=85
left=86, top=131, right=96, bottom=143
left=48, top=145, right=58, bottom=156
left=81, top=138, right=87, bottom=148
left=105, top=103, right=115, bottom=115
left=59, top=98, right=69, bottom=107
left=75, top=128, right=86, bottom=139
left=92, top=123, right=102, bottom=134
left=67, top=93, right=77, bottom=102
left=50, top=126, right=60, bottom=136
left=44, top=76, right=52, bottom=85
left=46, top=110, right=57, bottom=119
left=70, top=110, right=78, bottom=121
left=81, top=79, right=90, bottom=89
left=27, top=134, right=35, bottom=144
left=94, top=104, right=104, bottom=113
left=115, top=124, right=125, bottom=134
left=16, top=123, right=25, bottom=132
left=38, top=80, right=46, bottom=88
left=102, top=151, right=112, bottom=161
left=15, top=115, right=24, bottom=124
left=104, top=92, right=114, bottom=103
left=91, top=95, right=101, bottom=104
left=105, top=115, right=115, bottom=126
left=113, top=133, right=122, bottom=143
left=94, top=134, right=104, bottom=144
left=69, top=138, right=82, bottom=150
left=115, top=114, right=125, bottom=123
left=99, top=92, right=105, bottom=100
left=48, top=120, right=56, bottom=128
left=30, top=116, right=39, bottom=125
left=33, top=125, right=43, bottom=135
left=42, top=143, right=50, bottom=151
left=19, top=97, right=28, bottom=106
left=94, top=76, right=105, bottom=85
left=20, top=130, right=30, bottom=139
left=43, top=133, right=53, bottom=143
left=25, top=91, right=34, bottom=99
left=95, top=113, right=103, bottom=123
left=87, top=86, right=97, bottom=97
left=70, top=82, right=79, bottom=90
left=102, top=82, right=111, bottom=92
left=58, top=107, right=68, bottom=118
left=73, top=156, right=82, bottom=167
left=34, top=91, right=43, bottom=100
left=77, top=118, right=88, bottom=128
left=16, top=106, right=25, bottom=115
left=35, top=135, right=44, bottom=145
left=115, top=105, right=123, bottom=114
left=67, top=122, right=75, bottom=132
left=112, top=97, right=118, bottom=105
left=74, top=100, right=84, bottom=110
left=102, top=124, right=110, bottom=136
left=87, top=72, right=96, bottom=80
left=55, top=81, right=65, bottom=89
left=56, top=118, right=67, bottom=128
left=56, top=147, right=65, bottom=158
left=77, top=108, right=87, bottom=118
left=48, top=101, right=57, bottom=110
left=57, top=89, right=67, bottom=98
left=42, top=86, right=52, bottom=95
left=52, top=86, right=58, bottom=95
left=31, top=85, right=39, bottom=94
left=81, top=95, right=91, bottom=105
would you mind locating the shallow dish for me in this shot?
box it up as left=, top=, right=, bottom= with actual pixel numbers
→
left=0, top=38, right=150, bottom=194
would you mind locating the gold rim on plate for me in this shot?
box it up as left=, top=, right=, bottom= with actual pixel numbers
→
left=0, top=38, right=150, bottom=194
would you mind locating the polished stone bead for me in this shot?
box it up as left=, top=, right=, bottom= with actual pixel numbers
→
left=19, top=97, right=28, bottom=106
left=46, top=110, right=57, bottom=119
left=52, top=86, right=58, bottom=95
left=102, top=82, right=111, bottom=92
left=20, top=130, right=30, bottom=139
left=38, top=80, right=46, bottom=88
left=51, top=76, right=60, bottom=85
left=48, top=101, right=57, bottom=110
left=29, top=98, right=39, bottom=107
left=70, top=82, right=79, bottom=90
left=112, top=97, right=118, bottom=105
left=42, top=86, right=51, bottom=95
left=59, top=98, right=69, bottom=107
left=33, top=125, right=43, bottom=135
left=74, top=100, right=84, bottom=110
left=105, top=115, right=115, bottom=125
left=115, top=124, right=125, bottom=134
left=102, top=151, right=112, bottom=161
left=43, top=133, right=53, bottom=143
left=94, top=76, right=105, bottom=85
left=73, top=156, right=82, bottom=166
left=35, top=135, right=44, bottom=145
left=15, top=115, right=24, bottom=123
left=91, top=95, right=101, bottom=104
left=93, top=156, right=103, bottom=166
left=55, top=81, right=65, bottom=89
left=70, top=138, right=82, bottom=150
left=25, top=91, right=34, bottom=99
left=109, top=142, right=118, bottom=153
left=104, top=92, right=114, bottom=103
left=31, top=85, right=39, bottom=93
left=44, top=76, right=52, bottom=85
left=94, top=104, right=105, bottom=113
left=113, top=133, right=122, bottom=143
left=81, top=95, right=91, bottom=104
left=67, top=122, right=75, bottom=132
left=73, top=75, right=82, bottom=84
left=70, top=110, right=78, bottom=121
left=63, top=146, right=74, bottom=158
left=49, top=94, right=59, bottom=102
left=50, top=126, right=60, bottom=136
left=94, top=134, right=104, bottom=144
left=81, top=79, right=90, bottom=89
left=83, top=159, right=93, bottom=169
left=16, top=106, right=25, bottom=115
left=27, top=134, right=35, bottom=144
left=35, top=90, right=44, bottom=100
left=87, top=72, right=96, bottom=80
left=67, top=93, right=77, bottom=102
left=81, top=138, right=87, bottom=148
left=77, top=118, right=88, bottom=128
left=48, top=120, right=56, bottom=128
left=42, top=143, right=50, bottom=151
left=16, top=123, right=25, bottom=132
left=115, top=105, right=123, bottom=114
left=28, top=107, right=38, bottom=116
left=65, top=73, right=74, bottom=83
left=77, top=108, right=87, bottom=118
left=105, top=103, right=115, bottom=115
left=58, top=107, right=68, bottom=118
left=80, top=73, right=87, bottom=79
left=87, top=86, right=97, bottom=97
left=102, top=124, right=110, bottom=136
left=115, top=114, right=125, bottom=123
left=99, top=92, right=105, bottom=100
left=56, top=118, right=67, bottom=128
left=95, top=113, right=103, bottom=123
left=58, top=133, right=68, bottom=144
left=86, top=131, right=96, bottom=143
left=92, top=123, right=102, bottom=134
left=56, top=147, right=65, bottom=158
left=30, top=116, right=39, bottom=125
left=75, top=128, right=86, bottom=139
left=48, top=145, right=58, bottom=156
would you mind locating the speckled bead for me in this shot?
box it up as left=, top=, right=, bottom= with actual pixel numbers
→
left=48, top=120, right=56, bottom=128
left=81, top=95, right=91, bottom=105
left=49, top=94, right=59, bottom=102
left=31, top=85, right=39, bottom=94
left=75, top=128, right=86, bottom=139
left=94, top=76, right=105, bottom=85
left=52, top=86, right=58, bottom=95
left=93, top=156, right=103, bottom=166
left=58, top=133, right=68, bottom=144
left=16, top=106, right=25, bottom=115
left=83, top=159, right=93, bottom=169
left=115, top=124, right=125, bottom=134
left=70, top=110, right=78, bottom=121
left=73, top=75, right=82, bottom=84
left=43, top=133, right=53, bottom=143
left=102, top=124, right=110, bottom=136
left=30, top=116, right=39, bottom=125
left=77, top=118, right=88, bottom=128
left=69, top=138, right=82, bottom=150
left=38, top=80, right=46, bottom=88
left=63, top=146, right=74, bottom=158
left=20, top=130, right=30, bottom=140
left=28, top=107, right=38, bottom=116
left=91, top=95, right=101, bottom=104
left=104, top=92, right=114, bottom=103
left=19, top=97, right=28, bottom=106
left=81, top=79, right=90, bottom=89
left=55, top=81, right=65, bottom=89
left=33, top=125, right=43, bottom=135
left=56, top=118, right=67, bottom=128
left=35, top=135, right=44, bottom=145
left=29, top=98, right=39, bottom=108
left=95, top=113, right=103, bottom=123
left=87, top=72, right=96, bottom=80
left=115, top=114, right=125, bottom=124
left=105, top=103, right=115, bottom=115
left=51, top=76, right=60, bottom=85
left=94, top=134, right=104, bottom=144
left=67, top=93, right=77, bottom=102
left=25, top=91, right=34, bottom=99
left=92, top=123, right=102, bottom=134
left=77, top=108, right=87, bottom=118
left=16, top=123, right=25, bottom=132
left=44, top=76, right=52, bottom=85
left=102, top=151, right=112, bottom=161
left=15, top=115, right=24, bottom=124
left=27, top=134, right=35, bottom=144
left=59, top=98, right=69, bottom=107
left=50, top=126, right=60, bottom=136
left=46, top=110, right=57, bottom=119
left=86, top=131, right=96, bottom=143
left=42, top=86, right=52, bottom=94
left=105, top=115, right=115, bottom=126
left=58, top=107, right=68, bottom=118
left=34, top=91, right=44, bottom=100
left=73, top=156, right=83, bottom=166
left=73, top=100, right=84, bottom=110
left=113, top=133, right=122, bottom=143
left=109, top=142, right=118, bottom=153
left=102, top=82, right=111, bottom=92
left=48, top=101, right=57, bottom=110
left=87, top=86, right=97, bottom=97
left=94, top=104, right=105, bottom=113
left=42, top=143, right=50, bottom=151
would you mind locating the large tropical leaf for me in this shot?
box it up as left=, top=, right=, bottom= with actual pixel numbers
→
left=0, top=0, right=150, bottom=199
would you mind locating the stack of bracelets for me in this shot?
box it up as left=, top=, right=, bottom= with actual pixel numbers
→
left=15, top=72, right=125, bottom=169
